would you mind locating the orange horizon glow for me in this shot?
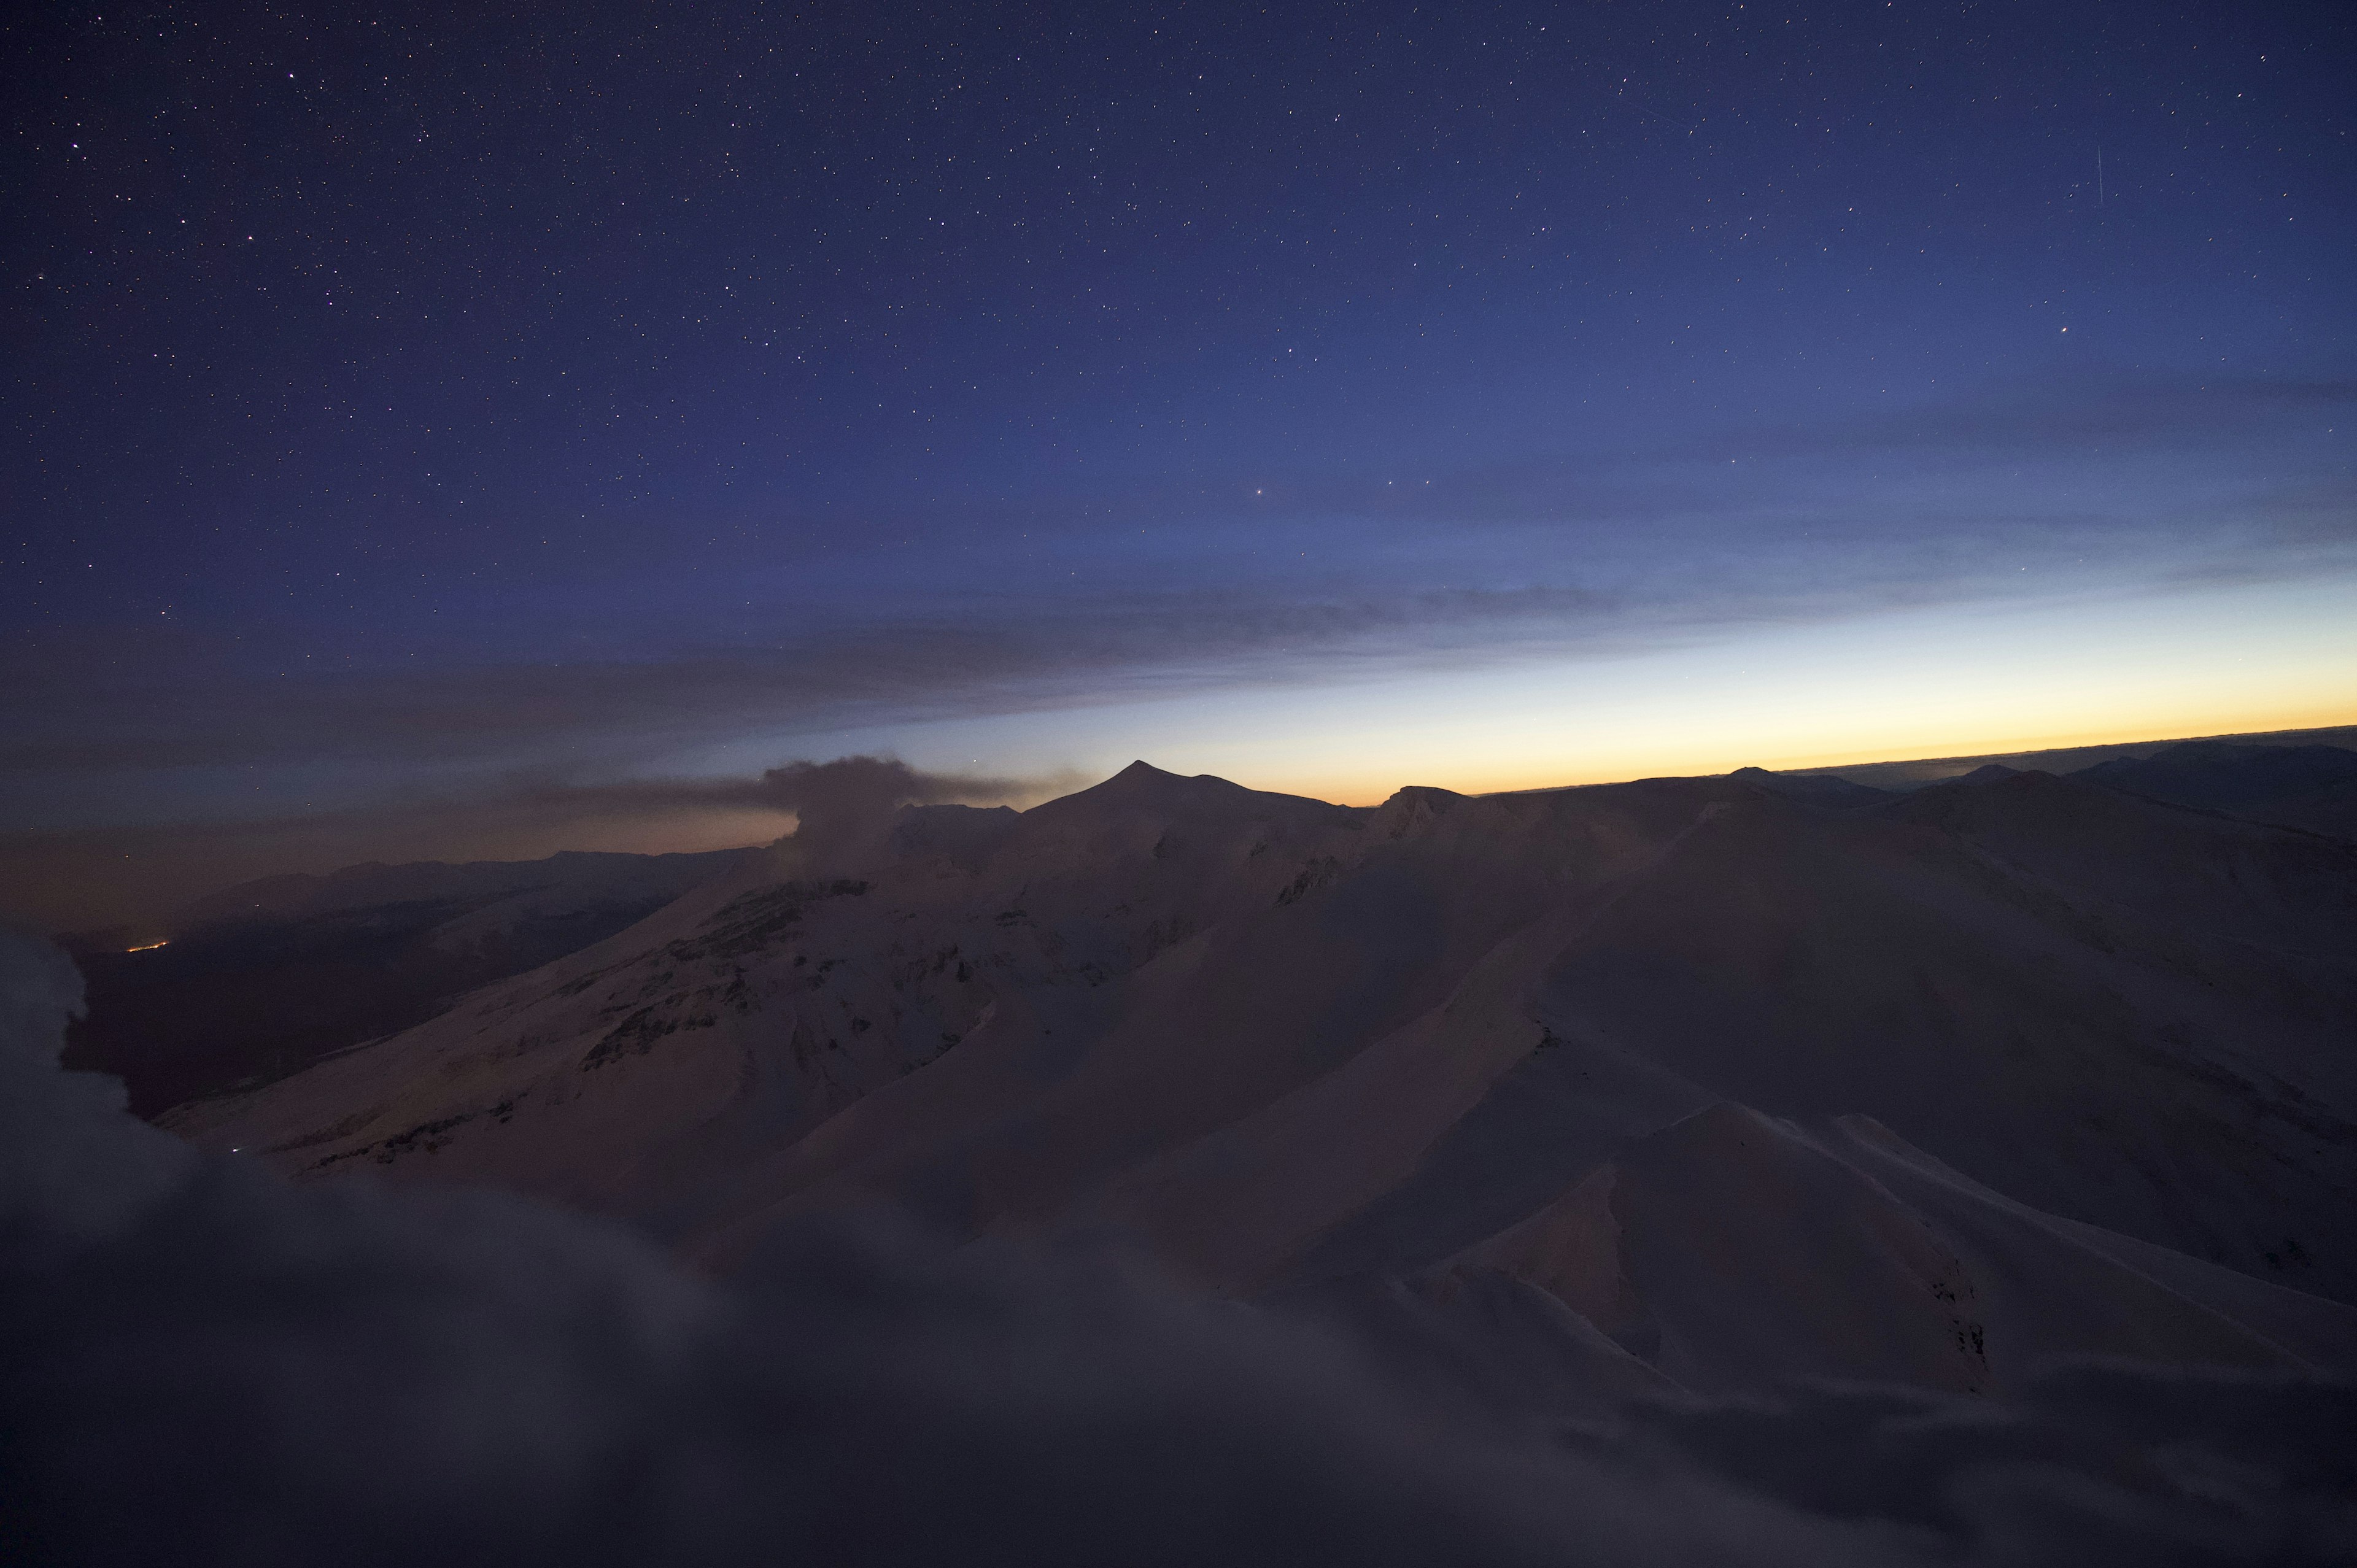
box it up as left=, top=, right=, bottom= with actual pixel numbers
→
left=1169, top=675, right=2357, bottom=807
left=1066, top=587, right=2357, bottom=808
left=1280, top=709, right=2357, bottom=806
left=10, top=571, right=2353, bottom=937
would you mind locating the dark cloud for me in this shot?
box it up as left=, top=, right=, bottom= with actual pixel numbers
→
left=482, top=754, right=1050, bottom=848
left=1, top=590, right=1641, bottom=778
left=2, top=926, right=2351, bottom=1567
left=0, top=539, right=2223, bottom=791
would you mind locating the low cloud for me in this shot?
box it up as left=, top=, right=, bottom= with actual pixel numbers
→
left=0, top=758, right=1064, bottom=934
left=2, top=927, right=2350, bottom=1566
left=563, top=755, right=1056, bottom=873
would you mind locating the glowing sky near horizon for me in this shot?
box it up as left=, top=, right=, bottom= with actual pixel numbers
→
left=710, top=573, right=2357, bottom=803
left=4, top=0, right=2353, bottom=916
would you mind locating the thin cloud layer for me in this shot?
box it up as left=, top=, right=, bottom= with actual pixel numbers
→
left=0, top=758, right=1064, bottom=933
left=10, top=392, right=2348, bottom=929
left=7, top=358, right=2349, bottom=844
left=14, top=504, right=2334, bottom=789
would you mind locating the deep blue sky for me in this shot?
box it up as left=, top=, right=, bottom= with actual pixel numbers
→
left=4, top=0, right=2353, bottom=917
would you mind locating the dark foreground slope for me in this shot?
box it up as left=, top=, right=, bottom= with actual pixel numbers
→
left=64, top=848, right=756, bottom=1116
left=8, top=928, right=2355, bottom=1567
left=170, top=759, right=2357, bottom=1415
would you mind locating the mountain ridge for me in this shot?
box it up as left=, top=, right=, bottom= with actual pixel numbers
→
left=163, top=751, right=2357, bottom=1408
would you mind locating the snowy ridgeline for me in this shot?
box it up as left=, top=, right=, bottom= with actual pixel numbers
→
left=14, top=749, right=2357, bottom=1562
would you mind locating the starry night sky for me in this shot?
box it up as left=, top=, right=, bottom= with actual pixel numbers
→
left=5, top=1, right=2354, bottom=924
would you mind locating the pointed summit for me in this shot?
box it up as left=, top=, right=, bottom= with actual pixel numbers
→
left=1023, top=759, right=1231, bottom=820
left=1090, top=760, right=1207, bottom=800
left=1026, top=760, right=1357, bottom=830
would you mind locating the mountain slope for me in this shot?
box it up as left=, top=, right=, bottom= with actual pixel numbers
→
left=168, top=762, right=2357, bottom=1399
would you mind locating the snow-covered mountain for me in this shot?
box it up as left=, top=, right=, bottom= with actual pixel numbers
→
left=169, top=759, right=2357, bottom=1404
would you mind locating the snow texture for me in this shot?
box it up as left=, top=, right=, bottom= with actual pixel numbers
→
left=4, top=923, right=2354, bottom=1566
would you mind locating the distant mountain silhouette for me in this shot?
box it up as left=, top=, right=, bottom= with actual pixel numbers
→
left=2073, top=740, right=2357, bottom=839
left=1754, top=722, right=2357, bottom=792
left=1724, top=765, right=1891, bottom=806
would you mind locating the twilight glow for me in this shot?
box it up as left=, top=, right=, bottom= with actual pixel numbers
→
left=5, top=1, right=2352, bottom=926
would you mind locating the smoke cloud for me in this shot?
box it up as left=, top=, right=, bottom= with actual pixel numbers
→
left=582, top=754, right=1038, bottom=859
left=1, top=926, right=2348, bottom=1566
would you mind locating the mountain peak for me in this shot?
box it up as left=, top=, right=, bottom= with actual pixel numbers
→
left=1032, top=759, right=1241, bottom=815
left=1094, top=760, right=1213, bottom=798
left=1725, top=767, right=1887, bottom=806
